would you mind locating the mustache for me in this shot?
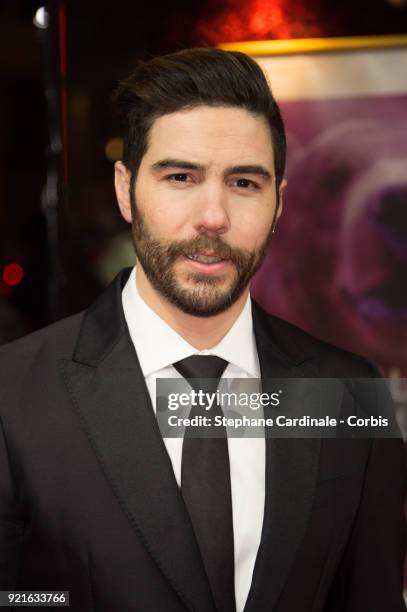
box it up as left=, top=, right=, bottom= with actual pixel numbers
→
left=165, top=235, right=250, bottom=265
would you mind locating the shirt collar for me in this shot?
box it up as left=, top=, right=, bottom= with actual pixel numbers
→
left=122, top=267, right=259, bottom=378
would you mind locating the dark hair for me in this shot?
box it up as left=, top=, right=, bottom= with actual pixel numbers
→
left=113, top=47, right=286, bottom=195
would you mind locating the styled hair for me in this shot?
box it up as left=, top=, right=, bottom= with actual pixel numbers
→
left=113, top=47, right=286, bottom=194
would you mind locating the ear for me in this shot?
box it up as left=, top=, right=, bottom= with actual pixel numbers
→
left=114, top=161, right=132, bottom=223
left=276, top=177, right=287, bottom=220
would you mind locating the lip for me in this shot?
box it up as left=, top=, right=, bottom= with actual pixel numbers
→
left=180, top=254, right=232, bottom=273
left=190, top=250, right=224, bottom=257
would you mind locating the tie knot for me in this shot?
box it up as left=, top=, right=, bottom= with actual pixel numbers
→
left=173, top=355, right=228, bottom=392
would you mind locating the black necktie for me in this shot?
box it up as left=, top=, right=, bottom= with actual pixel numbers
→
left=173, top=355, right=236, bottom=612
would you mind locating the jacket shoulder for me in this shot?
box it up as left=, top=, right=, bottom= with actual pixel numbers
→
left=0, top=311, right=85, bottom=366
left=0, top=313, right=86, bottom=420
left=252, top=300, right=379, bottom=377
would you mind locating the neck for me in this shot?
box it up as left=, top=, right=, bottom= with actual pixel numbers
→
left=135, top=266, right=248, bottom=350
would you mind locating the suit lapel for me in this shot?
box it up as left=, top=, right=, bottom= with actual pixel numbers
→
left=61, top=269, right=215, bottom=612
left=244, top=302, right=321, bottom=611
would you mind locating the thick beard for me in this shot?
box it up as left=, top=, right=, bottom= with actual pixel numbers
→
left=130, top=195, right=274, bottom=317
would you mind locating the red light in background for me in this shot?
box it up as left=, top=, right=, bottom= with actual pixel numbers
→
left=2, top=263, right=24, bottom=286
left=250, top=1, right=284, bottom=37
left=195, top=0, right=323, bottom=44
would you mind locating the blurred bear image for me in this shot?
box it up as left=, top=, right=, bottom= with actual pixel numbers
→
left=252, top=107, right=407, bottom=374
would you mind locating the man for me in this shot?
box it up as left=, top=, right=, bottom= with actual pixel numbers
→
left=0, top=48, right=405, bottom=611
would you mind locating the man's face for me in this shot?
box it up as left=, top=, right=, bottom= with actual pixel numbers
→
left=116, top=105, right=283, bottom=316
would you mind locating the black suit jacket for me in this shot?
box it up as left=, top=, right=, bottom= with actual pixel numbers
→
left=0, top=268, right=405, bottom=611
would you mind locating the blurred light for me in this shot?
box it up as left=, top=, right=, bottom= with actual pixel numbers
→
left=195, top=0, right=322, bottom=43
left=386, top=0, right=407, bottom=6
left=33, top=7, right=49, bottom=29
left=105, top=138, right=123, bottom=161
left=3, top=264, right=24, bottom=286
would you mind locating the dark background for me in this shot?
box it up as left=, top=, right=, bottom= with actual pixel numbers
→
left=1, top=0, right=406, bottom=344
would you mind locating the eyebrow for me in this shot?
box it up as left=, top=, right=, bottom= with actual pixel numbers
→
left=151, top=159, right=272, bottom=180
left=151, top=159, right=204, bottom=172
left=227, top=165, right=272, bottom=180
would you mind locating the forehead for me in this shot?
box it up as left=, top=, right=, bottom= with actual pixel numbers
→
left=144, top=106, right=274, bottom=168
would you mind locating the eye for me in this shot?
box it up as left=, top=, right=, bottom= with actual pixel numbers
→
left=233, top=178, right=260, bottom=190
left=166, top=173, right=191, bottom=183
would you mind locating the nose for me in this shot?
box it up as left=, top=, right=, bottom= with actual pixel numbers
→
left=192, top=184, right=230, bottom=235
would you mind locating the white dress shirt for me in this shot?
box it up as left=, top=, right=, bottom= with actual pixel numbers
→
left=122, top=267, right=265, bottom=612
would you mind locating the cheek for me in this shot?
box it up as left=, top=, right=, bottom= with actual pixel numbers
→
left=230, top=205, right=274, bottom=248
left=152, top=213, right=186, bottom=237
left=136, top=184, right=189, bottom=234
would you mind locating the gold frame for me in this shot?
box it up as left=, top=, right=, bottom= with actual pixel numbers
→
left=219, top=34, right=407, bottom=56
